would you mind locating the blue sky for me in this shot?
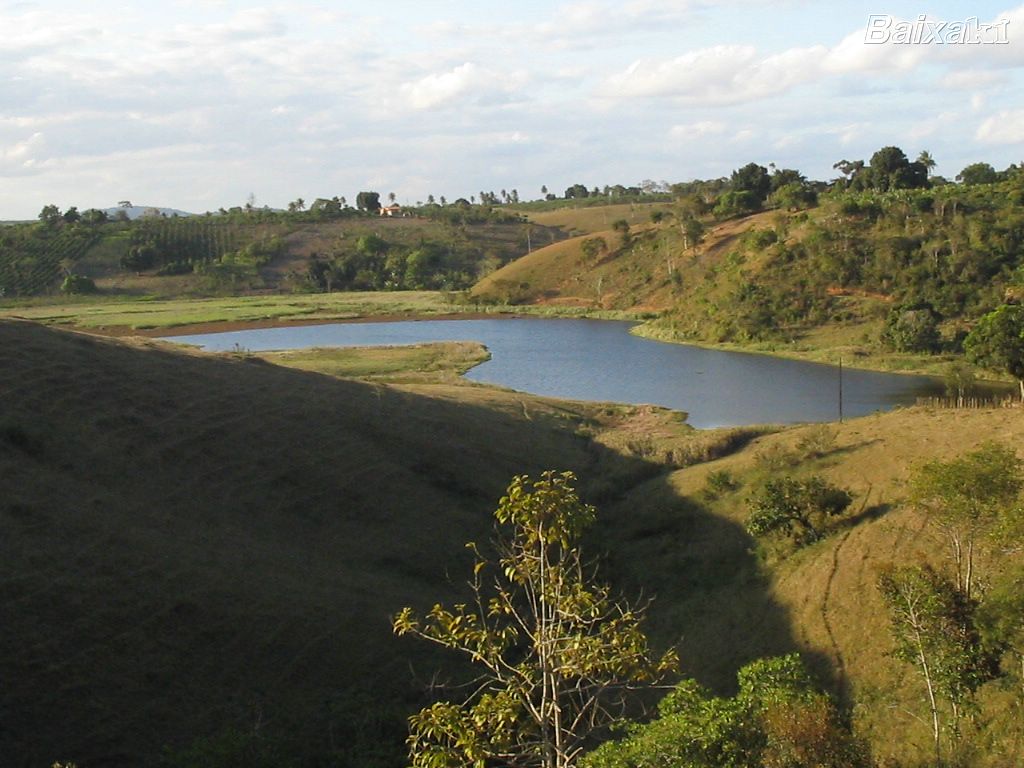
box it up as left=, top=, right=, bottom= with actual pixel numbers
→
left=2, top=1, right=1023, bottom=217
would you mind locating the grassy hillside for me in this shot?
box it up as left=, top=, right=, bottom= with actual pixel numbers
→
left=603, top=407, right=1024, bottom=766
left=0, top=319, right=707, bottom=766
left=477, top=184, right=1024, bottom=379
left=473, top=211, right=773, bottom=312
left=522, top=202, right=675, bottom=237
left=3, top=320, right=1022, bottom=765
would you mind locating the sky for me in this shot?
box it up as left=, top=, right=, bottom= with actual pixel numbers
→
left=2, top=1, right=1024, bottom=217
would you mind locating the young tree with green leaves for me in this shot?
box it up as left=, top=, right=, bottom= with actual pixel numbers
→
left=877, top=565, right=997, bottom=763
left=393, top=471, right=677, bottom=768
left=909, top=442, right=1022, bottom=600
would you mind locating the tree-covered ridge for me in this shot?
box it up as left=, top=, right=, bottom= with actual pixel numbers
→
left=0, top=199, right=548, bottom=297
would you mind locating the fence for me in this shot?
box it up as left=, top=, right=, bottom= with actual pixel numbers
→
left=916, top=395, right=1019, bottom=410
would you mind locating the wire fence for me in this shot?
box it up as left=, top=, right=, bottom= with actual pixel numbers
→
left=916, top=395, right=1019, bottom=410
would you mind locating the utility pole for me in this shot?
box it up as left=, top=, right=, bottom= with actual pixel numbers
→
left=838, top=356, right=844, bottom=423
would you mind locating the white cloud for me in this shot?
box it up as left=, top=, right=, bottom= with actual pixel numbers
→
left=669, top=121, right=727, bottom=141
left=606, top=44, right=824, bottom=105
left=824, top=26, right=931, bottom=75
left=0, top=132, right=46, bottom=174
left=976, top=110, right=1024, bottom=145
left=942, top=69, right=1007, bottom=89
left=399, top=62, right=524, bottom=111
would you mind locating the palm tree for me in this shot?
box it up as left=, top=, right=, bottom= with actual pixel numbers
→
left=918, top=150, right=937, bottom=177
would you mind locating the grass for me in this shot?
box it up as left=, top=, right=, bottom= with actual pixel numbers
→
left=522, top=202, right=674, bottom=236
left=3, top=318, right=1022, bottom=766
left=0, top=291, right=459, bottom=330
left=0, top=318, right=700, bottom=765
left=256, top=341, right=491, bottom=382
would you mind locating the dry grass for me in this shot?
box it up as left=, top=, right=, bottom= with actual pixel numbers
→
left=256, top=341, right=491, bottom=382
left=524, top=202, right=673, bottom=235
left=657, top=408, right=1024, bottom=765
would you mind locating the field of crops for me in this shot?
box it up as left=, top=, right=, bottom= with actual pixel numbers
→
left=0, top=225, right=100, bottom=296
left=130, top=216, right=256, bottom=266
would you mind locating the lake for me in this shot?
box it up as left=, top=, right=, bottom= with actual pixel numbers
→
left=166, top=317, right=945, bottom=429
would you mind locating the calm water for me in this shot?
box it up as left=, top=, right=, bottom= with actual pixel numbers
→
left=167, top=318, right=945, bottom=429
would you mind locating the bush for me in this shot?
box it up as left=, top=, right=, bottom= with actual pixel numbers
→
left=796, top=425, right=838, bottom=459
left=747, top=475, right=853, bottom=546
left=60, top=274, right=97, bottom=294
left=883, top=305, right=941, bottom=353
left=702, top=469, right=739, bottom=501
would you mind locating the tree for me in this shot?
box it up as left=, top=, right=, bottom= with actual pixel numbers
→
left=865, top=146, right=929, bottom=191
left=918, top=150, right=937, bottom=177
left=956, top=162, right=998, bottom=186
left=909, top=442, right=1022, bottom=600
left=713, top=190, right=759, bottom=218
left=943, top=361, right=976, bottom=405
left=746, top=476, right=852, bottom=546
left=356, top=191, right=381, bottom=213
left=580, top=237, right=607, bottom=261
left=977, top=568, right=1024, bottom=699
left=964, top=304, right=1024, bottom=401
left=60, top=274, right=97, bottom=294
left=832, top=159, right=865, bottom=186
left=38, top=204, right=62, bottom=227
left=882, top=304, right=941, bottom=353
left=730, top=162, right=771, bottom=201
left=769, top=182, right=817, bottom=211
left=80, top=208, right=108, bottom=225
left=582, top=655, right=869, bottom=768
left=393, top=471, right=677, bottom=768
left=678, top=215, right=705, bottom=252
left=877, top=565, right=996, bottom=762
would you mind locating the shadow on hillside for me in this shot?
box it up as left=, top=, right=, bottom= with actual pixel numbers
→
left=0, top=320, right=714, bottom=766
left=592, top=475, right=817, bottom=697
left=832, top=501, right=892, bottom=534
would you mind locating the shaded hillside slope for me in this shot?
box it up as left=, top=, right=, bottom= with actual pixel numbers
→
left=0, top=320, right=680, bottom=765
left=1, top=322, right=797, bottom=767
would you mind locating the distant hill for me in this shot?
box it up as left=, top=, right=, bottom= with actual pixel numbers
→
left=101, top=204, right=195, bottom=220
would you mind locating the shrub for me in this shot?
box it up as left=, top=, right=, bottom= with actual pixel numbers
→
left=60, top=274, right=97, bottom=294
left=747, top=475, right=853, bottom=545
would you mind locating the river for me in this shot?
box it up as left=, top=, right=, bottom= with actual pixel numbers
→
left=166, top=317, right=946, bottom=429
